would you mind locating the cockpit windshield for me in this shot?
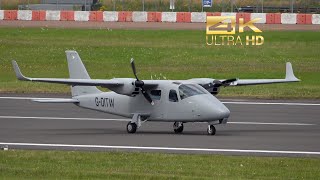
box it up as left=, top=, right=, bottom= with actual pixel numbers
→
left=178, top=84, right=208, bottom=100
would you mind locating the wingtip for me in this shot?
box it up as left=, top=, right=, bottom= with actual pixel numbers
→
left=11, top=60, right=17, bottom=65
left=285, top=62, right=300, bottom=81
left=11, top=60, right=28, bottom=81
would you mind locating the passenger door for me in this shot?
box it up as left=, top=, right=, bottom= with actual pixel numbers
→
left=149, top=89, right=165, bottom=120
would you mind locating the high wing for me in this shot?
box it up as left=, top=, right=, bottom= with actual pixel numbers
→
left=12, top=60, right=124, bottom=88
left=12, top=60, right=158, bottom=90
left=12, top=50, right=159, bottom=104
left=188, top=62, right=300, bottom=94
left=233, top=62, right=300, bottom=86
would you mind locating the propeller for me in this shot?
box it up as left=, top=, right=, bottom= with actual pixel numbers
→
left=212, top=78, right=237, bottom=87
left=130, top=58, right=154, bottom=105
left=202, top=78, right=237, bottom=95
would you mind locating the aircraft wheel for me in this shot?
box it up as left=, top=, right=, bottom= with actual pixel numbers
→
left=173, top=122, right=184, bottom=133
left=127, top=122, right=137, bottom=133
left=207, top=125, right=216, bottom=135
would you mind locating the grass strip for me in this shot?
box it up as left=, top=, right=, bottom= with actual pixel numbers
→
left=0, top=28, right=319, bottom=98
left=1, top=150, right=320, bottom=179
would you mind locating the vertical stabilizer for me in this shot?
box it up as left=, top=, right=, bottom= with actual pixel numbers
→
left=65, top=50, right=101, bottom=96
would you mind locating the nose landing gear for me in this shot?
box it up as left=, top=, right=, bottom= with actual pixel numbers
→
left=173, top=122, right=184, bottom=133
left=207, top=125, right=216, bottom=135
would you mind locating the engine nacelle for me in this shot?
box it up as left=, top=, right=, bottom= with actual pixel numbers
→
left=106, top=78, right=139, bottom=96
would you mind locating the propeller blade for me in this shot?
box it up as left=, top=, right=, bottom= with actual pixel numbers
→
left=140, top=87, right=154, bottom=105
left=130, top=58, right=153, bottom=105
left=213, top=78, right=237, bottom=87
left=221, top=78, right=237, bottom=84
left=130, top=58, right=139, bottom=80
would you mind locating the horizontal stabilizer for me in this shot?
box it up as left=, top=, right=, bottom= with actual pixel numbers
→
left=32, top=98, right=79, bottom=103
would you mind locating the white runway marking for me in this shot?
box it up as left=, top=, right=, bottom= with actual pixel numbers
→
left=0, top=116, right=315, bottom=126
left=228, top=122, right=315, bottom=126
left=0, top=97, right=37, bottom=100
left=1, top=96, right=320, bottom=106
left=1, top=142, right=320, bottom=155
left=223, top=101, right=320, bottom=106
left=0, top=116, right=129, bottom=122
left=0, top=97, right=75, bottom=101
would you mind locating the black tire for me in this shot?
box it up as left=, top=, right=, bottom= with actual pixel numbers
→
left=127, top=122, right=137, bottom=133
left=207, top=125, right=216, bottom=135
left=173, top=123, right=184, bottom=133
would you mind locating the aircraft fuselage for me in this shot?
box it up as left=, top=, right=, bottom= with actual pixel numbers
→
left=74, top=89, right=230, bottom=124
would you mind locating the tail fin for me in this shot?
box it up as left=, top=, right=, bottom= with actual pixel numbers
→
left=66, top=50, right=101, bottom=97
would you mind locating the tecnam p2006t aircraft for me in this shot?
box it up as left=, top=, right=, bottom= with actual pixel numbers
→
left=12, top=51, right=300, bottom=135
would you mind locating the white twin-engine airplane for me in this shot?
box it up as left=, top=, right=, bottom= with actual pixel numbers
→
left=12, top=51, right=300, bottom=135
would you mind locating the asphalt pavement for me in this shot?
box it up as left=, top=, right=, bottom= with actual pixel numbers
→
left=0, top=94, right=319, bottom=157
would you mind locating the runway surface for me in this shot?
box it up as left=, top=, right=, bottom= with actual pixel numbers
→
left=0, top=94, right=320, bottom=157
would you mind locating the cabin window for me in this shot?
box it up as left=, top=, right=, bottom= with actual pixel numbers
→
left=150, top=90, right=161, bottom=100
left=169, top=90, right=179, bottom=102
left=178, top=84, right=208, bottom=100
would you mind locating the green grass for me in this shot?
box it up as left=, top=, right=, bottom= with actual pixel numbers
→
left=0, top=28, right=319, bottom=99
left=0, top=150, right=320, bottom=179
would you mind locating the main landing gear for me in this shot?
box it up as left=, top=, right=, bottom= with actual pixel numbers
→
left=127, top=114, right=143, bottom=134
left=126, top=114, right=218, bottom=136
left=172, top=122, right=216, bottom=135
left=127, top=122, right=137, bottom=133
left=173, top=122, right=184, bottom=133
